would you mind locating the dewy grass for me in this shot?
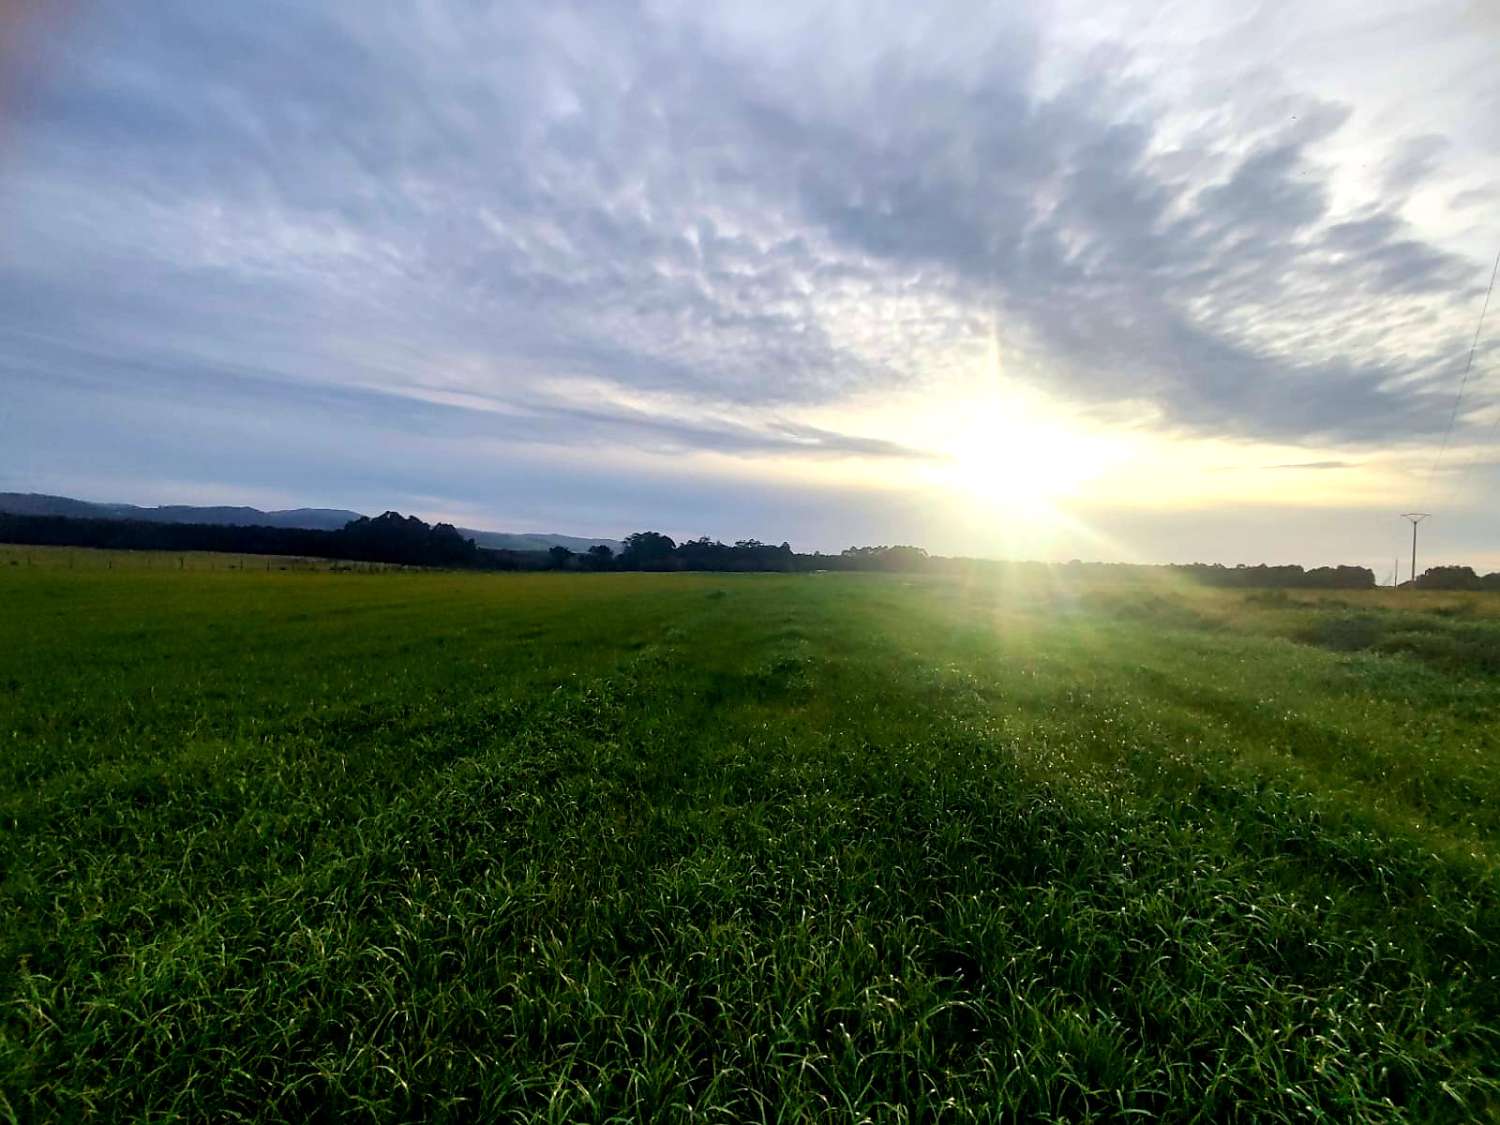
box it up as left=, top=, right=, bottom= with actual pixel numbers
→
left=1, top=563, right=1498, bottom=1121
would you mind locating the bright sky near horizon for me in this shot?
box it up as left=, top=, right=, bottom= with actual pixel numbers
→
left=3, top=1, right=1498, bottom=572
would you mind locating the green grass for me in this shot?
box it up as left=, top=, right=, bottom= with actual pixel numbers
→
left=1, top=562, right=1498, bottom=1121
left=0, top=544, right=414, bottom=573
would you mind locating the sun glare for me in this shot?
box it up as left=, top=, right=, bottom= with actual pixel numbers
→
left=921, top=394, right=1125, bottom=516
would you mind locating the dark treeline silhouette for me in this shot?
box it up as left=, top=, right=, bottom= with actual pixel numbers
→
left=337, top=512, right=479, bottom=567
left=1, top=512, right=334, bottom=557
left=0, top=511, right=541, bottom=570
left=1166, top=563, right=1377, bottom=589
left=626, top=533, right=798, bottom=571
left=1408, top=565, right=1500, bottom=591
left=12, top=512, right=1486, bottom=590
left=551, top=534, right=1384, bottom=588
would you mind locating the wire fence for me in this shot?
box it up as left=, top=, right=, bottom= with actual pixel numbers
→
left=0, top=545, right=423, bottom=574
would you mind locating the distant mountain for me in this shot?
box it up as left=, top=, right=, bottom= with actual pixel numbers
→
left=0, top=493, right=363, bottom=531
left=461, top=530, right=622, bottom=553
left=0, top=493, right=622, bottom=553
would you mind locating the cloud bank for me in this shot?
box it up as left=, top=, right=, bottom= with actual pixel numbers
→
left=2, top=0, right=1497, bottom=552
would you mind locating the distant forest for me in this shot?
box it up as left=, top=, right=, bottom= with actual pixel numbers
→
left=5, top=510, right=1493, bottom=590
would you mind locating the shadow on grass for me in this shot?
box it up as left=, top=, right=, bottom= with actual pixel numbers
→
left=1296, top=610, right=1500, bottom=676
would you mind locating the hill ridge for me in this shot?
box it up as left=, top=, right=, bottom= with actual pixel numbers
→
left=0, top=492, right=622, bottom=553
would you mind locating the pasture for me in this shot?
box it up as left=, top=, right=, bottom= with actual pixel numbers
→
left=1, top=560, right=1497, bottom=1121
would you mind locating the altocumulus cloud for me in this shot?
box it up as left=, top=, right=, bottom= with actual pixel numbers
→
left=1, top=0, right=1497, bottom=499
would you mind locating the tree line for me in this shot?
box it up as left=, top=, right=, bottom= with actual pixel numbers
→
left=1408, top=566, right=1500, bottom=591
left=0, top=511, right=507, bottom=569
left=25, top=511, right=1500, bottom=590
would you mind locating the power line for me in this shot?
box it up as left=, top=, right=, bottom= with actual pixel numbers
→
left=1432, top=328, right=1500, bottom=513
left=1420, top=248, right=1500, bottom=511
left=1386, top=512, right=1400, bottom=577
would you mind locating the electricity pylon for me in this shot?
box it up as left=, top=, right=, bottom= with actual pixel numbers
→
left=1400, top=513, right=1429, bottom=589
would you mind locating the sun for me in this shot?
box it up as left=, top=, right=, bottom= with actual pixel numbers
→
left=921, top=393, right=1122, bottom=515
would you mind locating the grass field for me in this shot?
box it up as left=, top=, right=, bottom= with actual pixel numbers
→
left=2, top=559, right=1498, bottom=1121
left=0, top=544, right=416, bottom=573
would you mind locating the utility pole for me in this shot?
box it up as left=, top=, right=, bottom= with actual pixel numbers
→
left=1400, top=513, right=1429, bottom=589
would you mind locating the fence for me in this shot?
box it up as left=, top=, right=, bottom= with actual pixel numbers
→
left=0, top=545, right=421, bottom=574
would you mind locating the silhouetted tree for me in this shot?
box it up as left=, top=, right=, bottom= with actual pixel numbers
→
left=620, top=531, right=677, bottom=570
left=584, top=544, right=614, bottom=570
left=339, top=512, right=478, bottom=567
left=1413, top=566, right=1482, bottom=590
left=838, top=544, right=931, bottom=572
left=1168, top=562, right=1373, bottom=590
left=547, top=545, right=574, bottom=570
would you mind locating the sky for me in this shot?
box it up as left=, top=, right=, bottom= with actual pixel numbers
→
left=2, top=0, right=1498, bottom=571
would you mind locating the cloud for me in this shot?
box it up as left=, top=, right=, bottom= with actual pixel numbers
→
left=752, top=65, right=1481, bottom=442
left=1266, top=461, right=1354, bottom=470
left=1, top=0, right=1496, bottom=489
left=1451, top=184, right=1498, bottom=211
left=1381, top=134, right=1449, bottom=195
left=0, top=325, right=929, bottom=466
